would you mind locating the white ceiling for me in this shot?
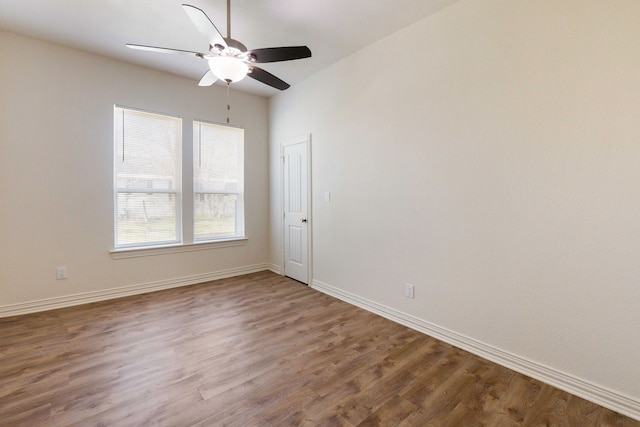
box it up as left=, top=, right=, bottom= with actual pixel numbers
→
left=0, top=0, right=460, bottom=97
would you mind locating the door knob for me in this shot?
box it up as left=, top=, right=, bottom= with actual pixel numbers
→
left=301, top=218, right=307, bottom=223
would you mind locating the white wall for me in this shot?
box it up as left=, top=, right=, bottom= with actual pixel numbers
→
left=269, top=0, right=640, bottom=411
left=0, top=31, right=269, bottom=310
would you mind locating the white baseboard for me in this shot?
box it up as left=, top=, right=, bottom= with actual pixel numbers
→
left=0, top=263, right=271, bottom=318
left=311, top=279, right=640, bottom=422
left=268, top=263, right=282, bottom=275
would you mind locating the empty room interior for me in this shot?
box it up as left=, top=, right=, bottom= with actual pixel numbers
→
left=1, top=0, right=639, bottom=425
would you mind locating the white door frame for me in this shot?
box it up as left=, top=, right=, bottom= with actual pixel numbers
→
left=281, top=134, right=312, bottom=285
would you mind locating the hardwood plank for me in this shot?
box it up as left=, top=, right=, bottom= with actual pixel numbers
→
left=0, top=271, right=638, bottom=426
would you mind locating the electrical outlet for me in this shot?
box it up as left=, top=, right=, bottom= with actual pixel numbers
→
left=56, top=267, right=67, bottom=280
left=405, top=283, right=414, bottom=299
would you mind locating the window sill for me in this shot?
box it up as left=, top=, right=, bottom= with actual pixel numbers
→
left=110, top=238, right=248, bottom=260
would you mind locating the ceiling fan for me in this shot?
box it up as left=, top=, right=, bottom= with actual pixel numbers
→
left=126, top=1, right=312, bottom=91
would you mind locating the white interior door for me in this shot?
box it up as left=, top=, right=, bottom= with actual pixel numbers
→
left=283, top=140, right=309, bottom=284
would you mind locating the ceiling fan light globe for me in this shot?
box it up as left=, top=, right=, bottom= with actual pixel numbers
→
left=208, top=56, right=248, bottom=83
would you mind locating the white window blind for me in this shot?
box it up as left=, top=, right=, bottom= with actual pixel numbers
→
left=114, top=107, right=182, bottom=248
left=193, top=121, right=244, bottom=241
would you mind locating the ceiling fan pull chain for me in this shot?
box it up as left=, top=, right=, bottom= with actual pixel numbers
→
left=226, top=82, right=231, bottom=124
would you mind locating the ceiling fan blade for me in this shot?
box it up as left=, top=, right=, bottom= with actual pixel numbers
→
left=126, top=43, right=204, bottom=58
left=247, top=46, right=312, bottom=63
left=182, top=4, right=227, bottom=50
left=247, top=66, right=290, bottom=90
left=198, top=70, right=217, bottom=86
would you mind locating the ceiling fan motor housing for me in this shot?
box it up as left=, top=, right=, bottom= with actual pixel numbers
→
left=223, top=38, right=247, bottom=55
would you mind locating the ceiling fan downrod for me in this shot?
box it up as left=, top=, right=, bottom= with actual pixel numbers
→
left=226, top=0, right=231, bottom=39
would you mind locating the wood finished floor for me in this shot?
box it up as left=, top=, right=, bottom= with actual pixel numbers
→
left=1, top=271, right=638, bottom=426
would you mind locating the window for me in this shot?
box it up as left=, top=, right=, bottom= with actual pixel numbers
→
left=113, top=107, right=245, bottom=251
left=193, top=121, right=244, bottom=241
left=114, top=107, right=182, bottom=248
